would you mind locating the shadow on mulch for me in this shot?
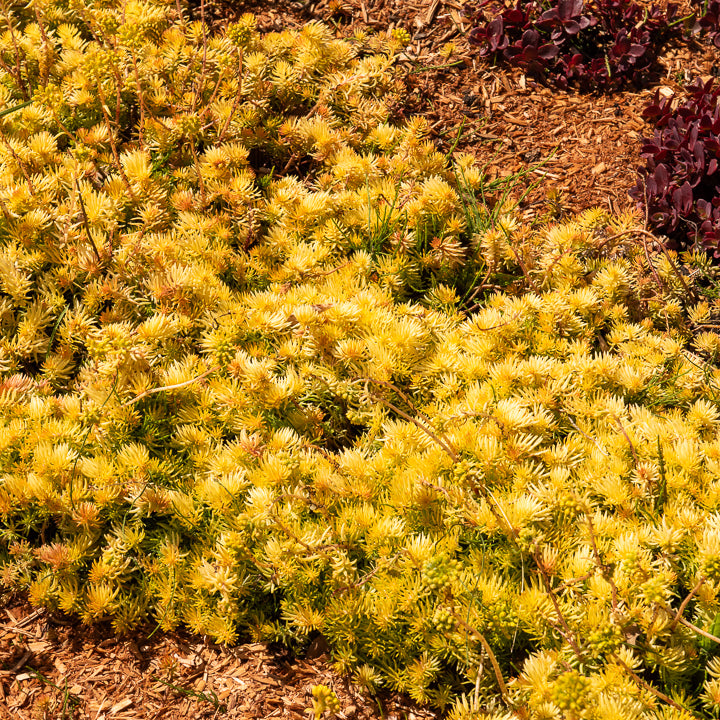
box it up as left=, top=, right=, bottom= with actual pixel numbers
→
left=1, top=594, right=433, bottom=720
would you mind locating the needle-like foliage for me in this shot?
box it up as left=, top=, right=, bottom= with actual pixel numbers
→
left=2, top=2, right=720, bottom=719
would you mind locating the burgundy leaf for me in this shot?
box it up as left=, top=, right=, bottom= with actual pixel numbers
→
left=538, top=43, right=560, bottom=58
left=488, top=17, right=504, bottom=39
left=539, top=8, right=559, bottom=22
left=563, top=19, right=581, bottom=33
left=654, top=163, right=669, bottom=192
left=505, top=9, right=527, bottom=24
left=560, top=0, right=584, bottom=19
left=521, top=28, right=540, bottom=46
left=613, top=37, right=631, bottom=54
left=672, top=181, right=693, bottom=214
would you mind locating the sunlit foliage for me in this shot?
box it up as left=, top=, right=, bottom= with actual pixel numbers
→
left=1, top=2, right=720, bottom=718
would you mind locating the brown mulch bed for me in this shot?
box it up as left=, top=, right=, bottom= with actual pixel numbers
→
left=0, top=597, right=433, bottom=720
left=4, top=1, right=720, bottom=719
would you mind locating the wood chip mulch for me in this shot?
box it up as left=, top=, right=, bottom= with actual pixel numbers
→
left=0, top=597, right=433, bottom=720
left=5, top=1, right=720, bottom=718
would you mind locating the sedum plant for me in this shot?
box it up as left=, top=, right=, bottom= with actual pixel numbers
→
left=632, top=77, right=720, bottom=257
left=3, top=1, right=720, bottom=719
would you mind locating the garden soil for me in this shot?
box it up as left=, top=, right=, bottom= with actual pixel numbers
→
left=3, top=0, right=720, bottom=718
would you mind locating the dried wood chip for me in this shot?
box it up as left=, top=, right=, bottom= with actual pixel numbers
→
left=285, top=699, right=307, bottom=712
left=424, top=0, right=440, bottom=25
left=253, top=676, right=281, bottom=686
left=110, top=698, right=133, bottom=714
left=448, top=9, right=465, bottom=30
left=504, top=114, right=530, bottom=126
left=10, top=651, right=31, bottom=672
left=532, top=169, right=561, bottom=179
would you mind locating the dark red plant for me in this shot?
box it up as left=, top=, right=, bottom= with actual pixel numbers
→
left=630, top=78, right=720, bottom=254
left=535, top=0, right=595, bottom=38
left=688, top=0, right=720, bottom=48
left=466, top=0, right=681, bottom=92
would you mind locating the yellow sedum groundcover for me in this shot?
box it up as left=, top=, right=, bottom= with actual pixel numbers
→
left=3, top=0, right=720, bottom=717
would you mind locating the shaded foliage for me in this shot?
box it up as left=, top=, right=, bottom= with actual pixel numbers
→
left=466, top=0, right=682, bottom=91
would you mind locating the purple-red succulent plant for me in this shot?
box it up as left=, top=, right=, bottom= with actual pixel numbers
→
left=536, top=0, right=596, bottom=38
left=631, top=79, right=720, bottom=254
left=688, top=0, right=720, bottom=49
left=466, top=0, right=681, bottom=92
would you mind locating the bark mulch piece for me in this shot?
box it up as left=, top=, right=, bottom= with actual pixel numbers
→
left=0, top=598, right=433, bottom=720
